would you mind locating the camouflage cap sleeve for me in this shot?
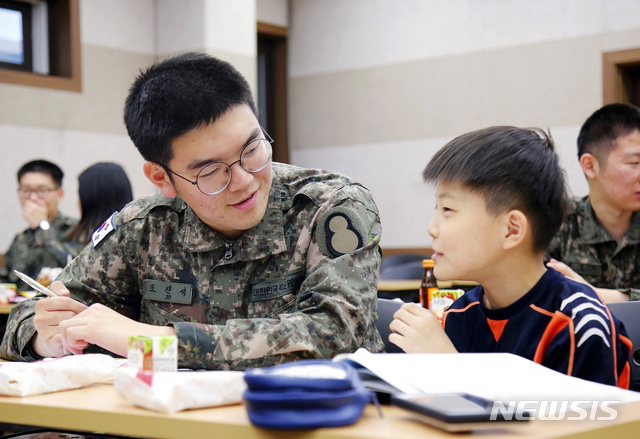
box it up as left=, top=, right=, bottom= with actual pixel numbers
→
left=56, top=209, right=147, bottom=319
left=0, top=298, right=43, bottom=361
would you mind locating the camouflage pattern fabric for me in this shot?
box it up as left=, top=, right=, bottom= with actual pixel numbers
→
left=546, top=196, right=640, bottom=301
left=0, top=212, right=78, bottom=290
left=0, top=163, right=385, bottom=369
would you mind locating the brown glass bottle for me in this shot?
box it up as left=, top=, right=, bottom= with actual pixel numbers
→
left=419, top=259, right=438, bottom=309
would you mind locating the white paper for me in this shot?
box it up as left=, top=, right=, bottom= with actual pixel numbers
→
left=0, top=354, right=115, bottom=397
left=334, top=349, right=640, bottom=411
left=114, top=368, right=246, bottom=414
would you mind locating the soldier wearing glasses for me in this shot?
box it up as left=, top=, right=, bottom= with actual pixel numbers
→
left=0, top=160, right=77, bottom=291
left=1, top=53, right=385, bottom=369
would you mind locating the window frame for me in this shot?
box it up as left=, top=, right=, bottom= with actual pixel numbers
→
left=0, top=0, right=33, bottom=72
left=0, top=0, right=81, bottom=92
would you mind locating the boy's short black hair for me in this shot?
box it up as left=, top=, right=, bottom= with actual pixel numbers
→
left=17, top=160, right=64, bottom=187
left=423, top=126, right=568, bottom=253
left=124, top=52, right=257, bottom=166
left=577, top=103, right=640, bottom=162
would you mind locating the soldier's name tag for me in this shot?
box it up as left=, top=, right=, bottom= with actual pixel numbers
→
left=251, top=271, right=305, bottom=302
left=144, top=280, right=194, bottom=305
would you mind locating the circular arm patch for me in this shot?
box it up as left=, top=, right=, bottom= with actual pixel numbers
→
left=316, top=207, right=367, bottom=257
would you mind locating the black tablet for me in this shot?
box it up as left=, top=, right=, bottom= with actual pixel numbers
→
left=391, top=393, right=532, bottom=432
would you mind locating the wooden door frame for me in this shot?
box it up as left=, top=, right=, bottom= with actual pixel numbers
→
left=603, top=47, right=640, bottom=105
left=257, top=22, right=289, bottom=163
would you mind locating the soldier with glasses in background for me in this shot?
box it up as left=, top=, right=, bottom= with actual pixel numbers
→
left=0, top=53, right=384, bottom=369
left=0, top=160, right=77, bottom=291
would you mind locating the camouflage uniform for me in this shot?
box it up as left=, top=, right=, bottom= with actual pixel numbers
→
left=547, top=196, right=640, bottom=301
left=0, top=212, right=77, bottom=291
left=0, top=163, right=385, bottom=369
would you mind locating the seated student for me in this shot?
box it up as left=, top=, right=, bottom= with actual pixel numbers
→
left=0, top=160, right=77, bottom=290
left=0, top=53, right=384, bottom=369
left=389, top=126, right=632, bottom=388
left=547, top=103, right=640, bottom=303
left=65, top=162, right=134, bottom=251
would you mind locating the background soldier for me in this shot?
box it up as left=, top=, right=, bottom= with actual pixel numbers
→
left=0, top=160, right=76, bottom=290
left=547, top=103, right=640, bottom=302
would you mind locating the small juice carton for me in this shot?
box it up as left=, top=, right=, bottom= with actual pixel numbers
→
left=430, top=289, right=465, bottom=320
left=127, top=335, right=178, bottom=372
left=0, top=284, right=17, bottom=304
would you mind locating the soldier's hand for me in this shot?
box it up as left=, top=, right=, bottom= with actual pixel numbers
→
left=546, top=259, right=587, bottom=284
left=388, top=302, right=457, bottom=354
left=22, top=199, right=48, bottom=230
left=32, top=291, right=88, bottom=358
left=58, top=304, right=176, bottom=357
left=547, top=259, right=630, bottom=303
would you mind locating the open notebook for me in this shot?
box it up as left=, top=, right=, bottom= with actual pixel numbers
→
left=333, top=349, right=640, bottom=411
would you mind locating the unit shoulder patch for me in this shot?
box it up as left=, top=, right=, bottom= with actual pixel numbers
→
left=317, top=207, right=366, bottom=257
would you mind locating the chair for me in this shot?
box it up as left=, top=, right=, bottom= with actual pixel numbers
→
left=607, top=301, right=640, bottom=391
left=380, top=260, right=424, bottom=280
left=380, top=253, right=427, bottom=277
left=379, top=258, right=426, bottom=303
left=376, top=298, right=405, bottom=353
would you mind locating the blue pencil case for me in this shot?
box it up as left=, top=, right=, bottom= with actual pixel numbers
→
left=243, top=360, right=372, bottom=429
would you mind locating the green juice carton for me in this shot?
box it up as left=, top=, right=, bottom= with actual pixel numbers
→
left=127, top=335, right=178, bottom=372
left=430, top=289, right=465, bottom=320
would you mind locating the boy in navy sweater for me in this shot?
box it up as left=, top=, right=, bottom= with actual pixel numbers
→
left=389, top=126, right=632, bottom=388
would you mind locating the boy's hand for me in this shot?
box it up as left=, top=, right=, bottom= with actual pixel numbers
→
left=388, top=302, right=457, bottom=353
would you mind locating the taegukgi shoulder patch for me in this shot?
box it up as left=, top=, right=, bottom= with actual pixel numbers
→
left=91, top=212, right=116, bottom=248
left=317, top=206, right=366, bottom=257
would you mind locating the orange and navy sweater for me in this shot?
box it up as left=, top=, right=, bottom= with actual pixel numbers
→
left=442, top=268, right=632, bottom=388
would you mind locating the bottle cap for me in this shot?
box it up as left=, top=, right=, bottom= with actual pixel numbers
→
left=423, top=259, right=435, bottom=268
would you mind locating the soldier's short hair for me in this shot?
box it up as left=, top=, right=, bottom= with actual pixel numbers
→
left=17, top=159, right=64, bottom=187
left=578, top=103, right=640, bottom=162
left=423, top=126, right=568, bottom=254
left=124, top=52, right=257, bottom=166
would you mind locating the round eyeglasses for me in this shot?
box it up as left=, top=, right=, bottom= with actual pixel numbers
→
left=17, top=186, right=60, bottom=198
left=162, top=130, right=274, bottom=195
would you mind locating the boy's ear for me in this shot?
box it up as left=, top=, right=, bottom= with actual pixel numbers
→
left=502, top=210, right=528, bottom=250
left=579, top=153, right=599, bottom=180
left=143, top=161, right=178, bottom=198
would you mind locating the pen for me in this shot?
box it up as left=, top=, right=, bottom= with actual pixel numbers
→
left=13, top=270, right=59, bottom=298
